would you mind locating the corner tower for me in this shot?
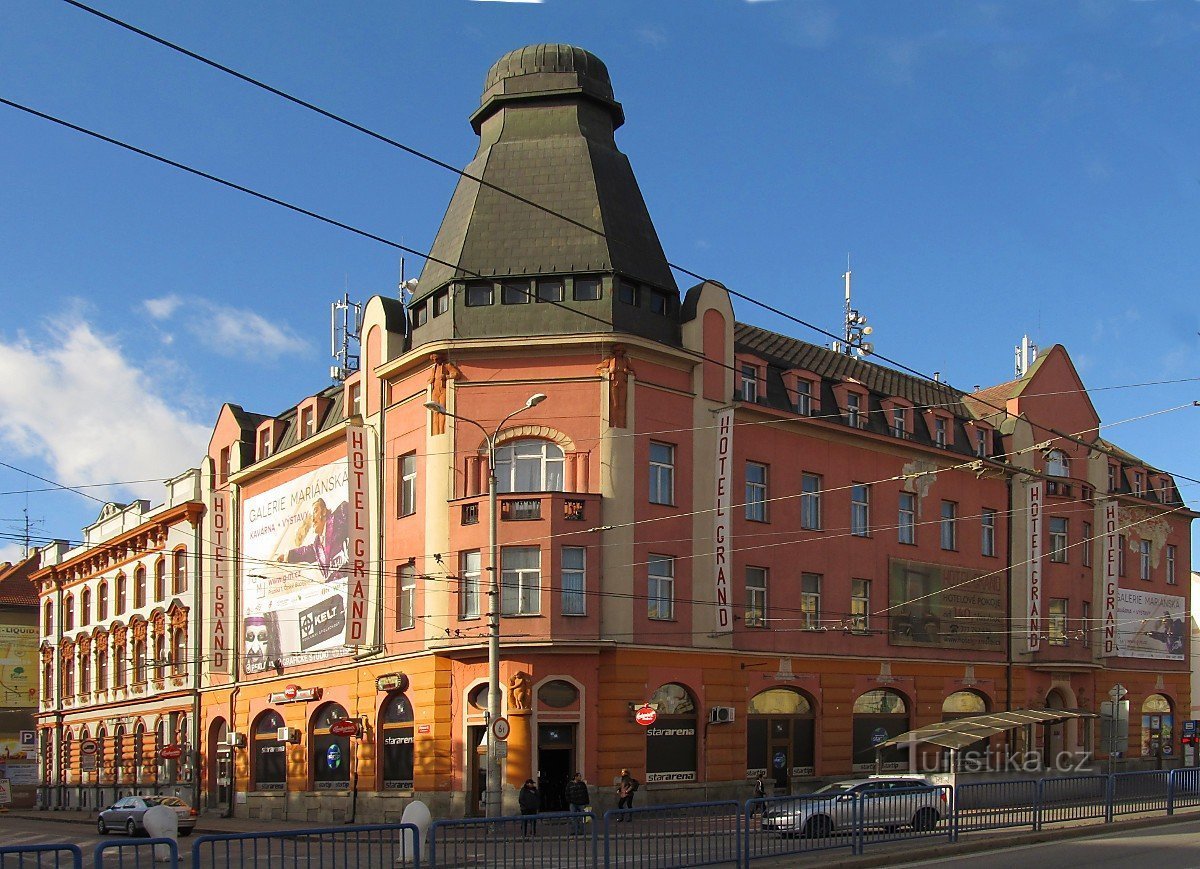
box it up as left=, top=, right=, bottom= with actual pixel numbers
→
left=410, top=44, right=679, bottom=346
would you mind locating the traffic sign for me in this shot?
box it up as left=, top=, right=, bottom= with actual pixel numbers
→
left=160, top=744, right=183, bottom=760
left=329, top=718, right=360, bottom=737
left=80, top=739, right=98, bottom=756
left=491, top=717, right=511, bottom=741
left=635, top=706, right=658, bottom=726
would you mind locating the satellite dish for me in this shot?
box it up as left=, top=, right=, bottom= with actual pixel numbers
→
left=862, top=325, right=874, bottom=335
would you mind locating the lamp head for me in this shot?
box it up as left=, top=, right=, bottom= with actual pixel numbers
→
left=424, top=401, right=447, bottom=414
left=526, top=393, right=547, bottom=408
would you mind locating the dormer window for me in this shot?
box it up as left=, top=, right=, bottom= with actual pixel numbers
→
left=432, top=289, right=450, bottom=316
left=739, top=364, right=759, bottom=403
left=648, top=290, right=671, bottom=316
left=1133, top=471, right=1143, bottom=496
left=892, top=407, right=907, bottom=439
left=258, top=429, right=273, bottom=460
left=1046, top=450, right=1069, bottom=477
left=975, top=428, right=989, bottom=458
left=466, top=282, right=494, bottom=307
left=502, top=279, right=532, bottom=304
left=846, top=393, right=863, bottom=428
left=536, top=278, right=564, bottom=303
left=347, top=382, right=362, bottom=418
left=934, top=417, right=948, bottom=448
left=1108, top=463, right=1118, bottom=492
left=617, top=279, right=639, bottom=306
left=409, top=300, right=428, bottom=328
left=573, top=276, right=602, bottom=301
left=794, top=379, right=812, bottom=416
left=300, top=407, right=315, bottom=439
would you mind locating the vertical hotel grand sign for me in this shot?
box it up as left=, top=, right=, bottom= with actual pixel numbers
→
left=1102, top=501, right=1119, bottom=656
left=345, top=425, right=370, bottom=646
left=209, top=487, right=229, bottom=673
left=713, top=407, right=734, bottom=632
left=1027, top=480, right=1043, bottom=653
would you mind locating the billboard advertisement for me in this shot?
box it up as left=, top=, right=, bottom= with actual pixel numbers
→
left=242, top=459, right=353, bottom=673
left=1115, top=587, right=1185, bottom=661
left=0, top=623, right=38, bottom=707
left=888, top=558, right=1004, bottom=651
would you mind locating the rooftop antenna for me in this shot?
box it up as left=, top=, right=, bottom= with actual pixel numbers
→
left=330, top=292, right=363, bottom=383
left=5, top=503, right=44, bottom=559
left=838, top=256, right=875, bottom=357
left=1014, top=334, right=1039, bottom=378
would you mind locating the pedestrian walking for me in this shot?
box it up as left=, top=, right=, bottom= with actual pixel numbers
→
left=519, top=779, right=540, bottom=836
left=616, top=768, right=639, bottom=822
left=754, top=771, right=767, bottom=799
left=566, top=772, right=591, bottom=834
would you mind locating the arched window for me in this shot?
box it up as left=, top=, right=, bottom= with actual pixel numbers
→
left=173, top=548, right=188, bottom=594
left=942, top=691, right=989, bottom=758
left=311, top=703, right=352, bottom=791
left=156, top=719, right=167, bottom=783
left=134, top=721, right=146, bottom=785
left=172, top=629, right=187, bottom=675
left=62, top=731, right=72, bottom=783
left=80, top=652, right=91, bottom=695
left=852, top=689, right=909, bottom=772
left=1046, top=450, right=1070, bottom=477
left=64, top=595, right=74, bottom=632
left=42, top=659, right=53, bottom=698
left=63, top=656, right=75, bottom=696
left=113, top=725, right=126, bottom=785
left=96, top=642, right=108, bottom=691
left=81, top=588, right=91, bottom=627
left=98, top=582, right=109, bottom=621
left=494, top=439, right=564, bottom=493
left=1142, top=694, right=1174, bottom=758
left=253, top=710, right=287, bottom=791
left=96, top=726, right=107, bottom=775
left=133, top=638, right=147, bottom=684
left=379, top=693, right=415, bottom=790
left=114, top=642, right=127, bottom=688
left=43, top=600, right=53, bottom=635
left=154, top=633, right=167, bottom=679
left=748, top=688, right=816, bottom=789
left=154, top=559, right=166, bottom=602
left=116, top=574, right=127, bottom=615
left=645, top=683, right=698, bottom=784
left=134, top=567, right=147, bottom=609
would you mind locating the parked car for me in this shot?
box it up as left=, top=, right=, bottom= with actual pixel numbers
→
left=761, top=776, right=946, bottom=838
left=97, top=795, right=197, bottom=836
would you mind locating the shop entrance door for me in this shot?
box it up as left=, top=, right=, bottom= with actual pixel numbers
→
left=468, top=725, right=486, bottom=817
left=537, top=723, right=574, bottom=811
left=769, top=723, right=791, bottom=794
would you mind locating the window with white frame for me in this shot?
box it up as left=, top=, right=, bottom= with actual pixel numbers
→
left=934, top=417, right=947, bottom=448
left=1134, top=471, right=1144, bottom=496
left=975, top=429, right=988, bottom=458
left=1167, top=545, right=1177, bottom=585
left=892, top=407, right=906, bottom=438
left=794, top=379, right=812, bottom=415
left=898, top=492, right=916, bottom=544
left=399, top=453, right=417, bottom=517
left=801, top=474, right=822, bottom=530
left=1046, top=450, right=1070, bottom=477
left=940, top=501, right=958, bottom=550
left=745, top=462, right=768, bottom=521
left=1048, top=598, right=1068, bottom=646
left=851, top=485, right=870, bottom=537
left=851, top=579, right=871, bottom=631
left=647, top=555, right=675, bottom=620
left=1048, top=517, right=1068, bottom=563
left=800, top=573, right=821, bottom=628
left=982, top=508, right=997, bottom=557
left=459, top=550, right=480, bottom=618
left=501, top=547, right=541, bottom=615
left=561, top=547, right=586, bottom=616
left=495, top=439, right=564, bottom=493
left=1139, top=539, right=1152, bottom=580
left=1107, top=464, right=1118, bottom=492
left=649, top=442, right=675, bottom=505
left=740, top=364, right=759, bottom=402
left=397, top=564, right=416, bottom=630
left=846, top=393, right=862, bottom=428
left=745, top=567, right=767, bottom=627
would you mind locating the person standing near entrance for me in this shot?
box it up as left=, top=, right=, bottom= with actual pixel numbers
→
left=519, top=779, right=540, bottom=836
left=616, top=768, right=639, bottom=821
left=754, top=771, right=767, bottom=800
left=566, top=772, right=590, bottom=834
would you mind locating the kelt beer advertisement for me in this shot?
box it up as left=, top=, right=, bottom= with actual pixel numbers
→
left=242, top=459, right=352, bottom=673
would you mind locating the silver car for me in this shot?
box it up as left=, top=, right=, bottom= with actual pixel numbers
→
left=97, top=795, right=197, bottom=837
left=761, top=777, right=946, bottom=837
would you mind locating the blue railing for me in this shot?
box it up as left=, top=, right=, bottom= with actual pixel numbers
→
left=92, top=838, right=177, bottom=869
left=0, top=843, right=82, bottom=869
left=428, top=811, right=592, bottom=868
left=192, top=823, right=421, bottom=868
left=602, top=800, right=740, bottom=868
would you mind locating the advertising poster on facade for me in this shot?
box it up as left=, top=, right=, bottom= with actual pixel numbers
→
left=242, top=459, right=352, bottom=673
left=0, top=623, right=37, bottom=707
left=888, top=558, right=1004, bottom=651
left=1114, top=588, right=1185, bottom=660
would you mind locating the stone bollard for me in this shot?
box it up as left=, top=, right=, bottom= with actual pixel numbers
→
left=397, top=800, right=432, bottom=866
left=142, top=803, right=178, bottom=862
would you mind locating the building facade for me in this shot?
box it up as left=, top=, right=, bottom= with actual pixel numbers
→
left=0, top=553, right=41, bottom=807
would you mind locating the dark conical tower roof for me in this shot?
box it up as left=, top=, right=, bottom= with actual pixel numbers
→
left=414, top=44, right=677, bottom=322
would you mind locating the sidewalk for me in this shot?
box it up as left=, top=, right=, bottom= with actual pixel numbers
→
left=6, top=807, right=326, bottom=835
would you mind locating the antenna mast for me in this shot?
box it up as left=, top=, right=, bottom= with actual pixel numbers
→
left=330, top=292, right=363, bottom=383
left=837, top=257, right=875, bottom=357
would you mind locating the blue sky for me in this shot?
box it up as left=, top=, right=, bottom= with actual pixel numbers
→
left=0, top=0, right=1197, bottom=561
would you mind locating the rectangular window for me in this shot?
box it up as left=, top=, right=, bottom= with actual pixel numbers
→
left=649, top=442, right=675, bottom=505
left=851, top=485, right=870, bottom=537
left=647, top=555, right=675, bottom=620
left=617, top=279, right=639, bottom=306
left=502, top=279, right=531, bottom=304
left=1134, top=472, right=1144, bottom=496
left=258, top=429, right=272, bottom=460
left=801, top=474, right=822, bottom=530
left=892, top=407, right=906, bottom=438
left=432, top=289, right=450, bottom=316
left=349, top=382, right=362, bottom=417
left=1167, top=545, right=1177, bottom=585
left=465, top=282, right=493, bottom=306
left=300, top=407, right=314, bottom=438
left=941, top=501, right=958, bottom=550
left=562, top=547, right=586, bottom=616
left=851, top=579, right=870, bottom=631
left=976, top=430, right=988, bottom=458
left=745, top=567, right=767, bottom=628
left=846, top=393, right=862, bottom=428
left=398, top=453, right=417, bottom=517
left=501, top=547, right=541, bottom=616
left=898, top=492, right=916, bottom=545
left=740, top=364, right=759, bottom=402
left=934, top=417, right=947, bottom=448
left=1108, top=464, right=1118, bottom=492
left=218, top=446, right=230, bottom=485
left=397, top=565, right=415, bottom=631
left=1139, top=539, right=1152, bottom=580
left=649, top=290, right=671, bottom=315
left=982, top=508, right=996, bottom=557
left=410, top=301, right=428, bottom=328
left=801, top=573, right=821, bottom=628
left=745, top=462, right=768, bottom=521
left=1049, top=517, right=1068, bottom=563
left=537, top=278, right=564, bottom=303
left=1119, top=535, right=1127, bottom=576
left=1083, top=522, right=1092, bottom=567
left=1048, top=598, right=1068, bottom=646
left=459, top=550, right=480, bottom=619
left=573, top=276, right=601, bottom=301
left=794, top=380, right=812, bottom=416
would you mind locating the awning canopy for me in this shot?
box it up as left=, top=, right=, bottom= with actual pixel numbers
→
left=878, top=708, right=1099, bottom=752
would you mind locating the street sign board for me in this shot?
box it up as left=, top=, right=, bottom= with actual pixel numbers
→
left=329, top=719, right=360, bottom=737
left=19, top=731, right=35, bottom=749
left=635, top=706, right=658, bottom=726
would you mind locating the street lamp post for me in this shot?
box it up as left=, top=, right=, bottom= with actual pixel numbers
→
left=1108, top=683, right=1127, bottom=775
left=425, top=392, right=547, bottom=818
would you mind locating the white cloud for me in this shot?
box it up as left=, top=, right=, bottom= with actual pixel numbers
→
left=142, top=295, right=307, bottom=359
left=637, top=27, right=668, bottom=47
left=0, top=318, right=211, bottom=499
left=0, top=542, right=26, bottom=566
